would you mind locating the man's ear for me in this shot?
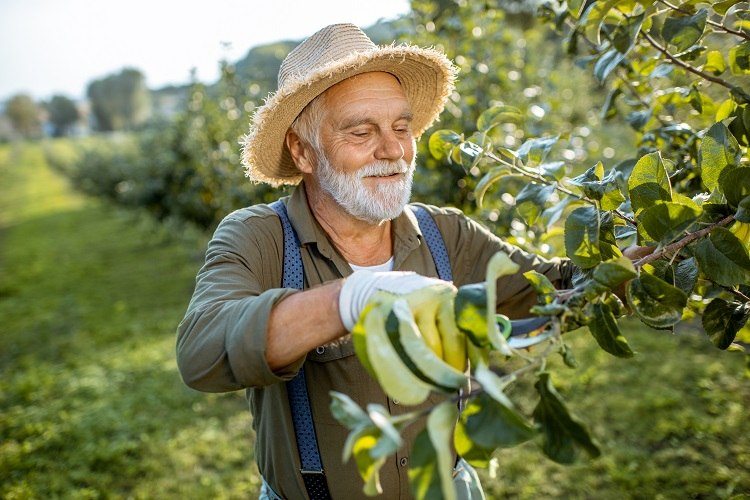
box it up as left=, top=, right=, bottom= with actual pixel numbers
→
left=285, top=130, right=315, bottom=174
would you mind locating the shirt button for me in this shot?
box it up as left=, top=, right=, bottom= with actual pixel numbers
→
left=399, top=457, right=408, bottom=467
left=392, top=399, right=400, bottom=405
left=315, top=346, right=325, bottom=355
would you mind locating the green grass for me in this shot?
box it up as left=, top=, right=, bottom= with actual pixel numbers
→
left=1, top=140, right=749, bottom=499
left=0, top=141, right=260, bottom=499
left=483, top=322, right=750, bottom=499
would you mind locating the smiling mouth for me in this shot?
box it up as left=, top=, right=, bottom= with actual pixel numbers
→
left=366, top=172, right=402, bottom=179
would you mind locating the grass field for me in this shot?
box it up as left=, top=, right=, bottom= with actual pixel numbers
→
left=1, top=140, right=749, bottom=499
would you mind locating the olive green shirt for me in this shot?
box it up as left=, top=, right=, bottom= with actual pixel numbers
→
left=176, top=183, right=574, bottom=499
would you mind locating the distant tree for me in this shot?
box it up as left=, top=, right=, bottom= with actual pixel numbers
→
left=46, top=95, right=79, bottom=137
left=5, top=94, right=42, bottom=138
left=86, top=68, right=151, bottom=131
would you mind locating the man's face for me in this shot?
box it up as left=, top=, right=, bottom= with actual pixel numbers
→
left=313, top=72, right=416, bottom=223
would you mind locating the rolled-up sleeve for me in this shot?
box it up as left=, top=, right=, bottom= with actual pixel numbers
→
left=176, top=213, right=305, bottom=392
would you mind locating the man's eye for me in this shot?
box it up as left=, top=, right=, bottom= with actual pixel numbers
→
left=352, top=131, right=370, bottom=137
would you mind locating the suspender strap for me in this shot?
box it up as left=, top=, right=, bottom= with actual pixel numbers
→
left=410, top=205, right=468, bottom=415
left=410, top=205, right=453, bottom=282
left=270, top=200, right=332, bottom=500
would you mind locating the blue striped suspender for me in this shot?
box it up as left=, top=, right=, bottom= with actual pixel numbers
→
left=270, top=201, right=451, bottom=500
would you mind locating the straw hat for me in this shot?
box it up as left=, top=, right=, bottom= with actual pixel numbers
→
left=240, top=23, right=458, bottom=186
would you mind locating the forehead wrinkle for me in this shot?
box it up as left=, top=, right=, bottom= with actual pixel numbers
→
left=337, top=110, right=414, bottom=131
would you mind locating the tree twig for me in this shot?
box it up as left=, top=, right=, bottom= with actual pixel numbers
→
left=485, top=151, right=596, bottom=205
left=655, top=0, right=750, bottom=42
left=724, top=286, right=750, bottom=303
left=641, top=31, right=750, bottom=103
left=634, top=214, right=735, bottom=267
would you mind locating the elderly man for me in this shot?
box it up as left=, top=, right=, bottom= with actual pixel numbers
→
left=177, top=24, right=575, bottom=499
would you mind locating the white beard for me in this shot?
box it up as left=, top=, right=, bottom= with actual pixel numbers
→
left=316, top=153, right=415, bottom=224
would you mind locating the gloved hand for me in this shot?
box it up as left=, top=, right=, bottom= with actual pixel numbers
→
left=341, top=270, right=469, bottom=405
left=338, top=270, right=450, bottom=331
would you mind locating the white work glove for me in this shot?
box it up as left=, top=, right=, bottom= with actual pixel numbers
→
left=339, top=270, right=450, bottom=331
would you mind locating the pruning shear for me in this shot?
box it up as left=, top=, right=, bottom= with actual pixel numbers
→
left=497, top=315, right=554, bottom=349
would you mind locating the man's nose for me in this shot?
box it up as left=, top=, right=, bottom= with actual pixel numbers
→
left=374, top=131, right=405, bottom=162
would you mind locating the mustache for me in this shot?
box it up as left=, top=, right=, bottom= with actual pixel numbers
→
left=357, top=160, right=411, bottom=178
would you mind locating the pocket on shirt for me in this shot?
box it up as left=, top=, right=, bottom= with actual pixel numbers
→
left=304, top=334, right=371, bottom=425
left=306, top=333, right=355, bottom=362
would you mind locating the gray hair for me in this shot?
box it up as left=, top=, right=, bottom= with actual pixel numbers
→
left=290, top=92, right=327, bottom=157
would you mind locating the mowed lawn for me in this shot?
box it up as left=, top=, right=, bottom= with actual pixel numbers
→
left=1, top=140, right=749, bottom=499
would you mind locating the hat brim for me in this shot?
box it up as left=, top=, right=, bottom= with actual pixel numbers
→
left=241, top=44, right=457, bottom=187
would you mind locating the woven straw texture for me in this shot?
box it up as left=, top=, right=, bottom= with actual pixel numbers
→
left=240, top=23, right=457, bottom=186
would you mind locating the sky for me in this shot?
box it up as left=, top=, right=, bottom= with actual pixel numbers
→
left=0, top=0, right=411, bottom=102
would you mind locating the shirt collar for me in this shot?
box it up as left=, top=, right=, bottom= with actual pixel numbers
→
left=284, top=182, right=423, bottom=270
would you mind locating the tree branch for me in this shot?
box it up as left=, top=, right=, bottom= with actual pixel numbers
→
left=725, top=286, right=750, bottom=303
left=634, top=214, right=735, bottom=267
left=486, top=151, right=597, bottom=203
left=655, top=0, right=750, bottom=42
left=641, top=31, right=750, bottom=103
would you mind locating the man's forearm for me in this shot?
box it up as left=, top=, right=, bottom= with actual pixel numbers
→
left=266, top=280, right=346, bottom=371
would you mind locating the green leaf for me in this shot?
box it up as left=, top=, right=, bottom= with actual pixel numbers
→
left=541, top=197, right=577, bottom=228
left=539, top=162, right=567, bottom=181
left=704, top=50, right=726, bottom=75
left=455, top=284, right=489, bottom=347
left=568, top=162, right=603, bottom=193
left=524, top=270, right=557, bottom=304
left=367, top=404, right=404, bottom=459
left=626, top=109, right=652, bottom=131
left=601, top=87, right=622, bottom=119
left=662, top=8, right=707, bottom=53
left=516, top=136, right=559, bottom=166
left=716, top=99, right=737, bottom=121
left=701, top=122, right=741, bottom=191
left=409, top=431, right=442, bottom=500
left=719, top=167, right=750, bottom=208
left=694, top=227, right=750, bottom=286
left=588, top=300, right=634, bottom=357
left=426, top=402, right=459, bottom=500
left=516, top=183, right=556, bottom=225
left=627, top=272, right=688, bottom=328
left=637, top=201, right=702, bottom=244
left=601, top=185, right=626, bottom=211
left=612, top=12, right=645, bottom=54
left=592, top=256, right=637, bottom=289
left=729, top=41, right=750, bottom=75
left=712, top=0, right=737, bottom=15
left=565, top=206, right=602, bottom=269
left=330, top=391, right=369, bottom=429
left=365, top=301, right=433, bottom=405
left=736, top=196, right=750, bottom=223
left=702, top=299, right=750, bottom=349
left=389, top=300, right=469, bottom=391
left=628, top=152, right=672, bottom=214
left=594, top=48, right=625, bottom=83
left=688, top=85, right=703, bottom=114
left=429, top=130, right=462, bottom=161
left=463, top=392, right=536, bottom=450
left=352, top=429, right=387, bottom=496
left=533, top=372, right=601, bottom=464
left=668, top=257, right=699, bottom=295
left=454, top=418, right=494, bottom=468
left=477, top=105, right=522, bottom=132
left=475, top=166, right=511, bottom=208
left=675, top=45, right=706, bottom=62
